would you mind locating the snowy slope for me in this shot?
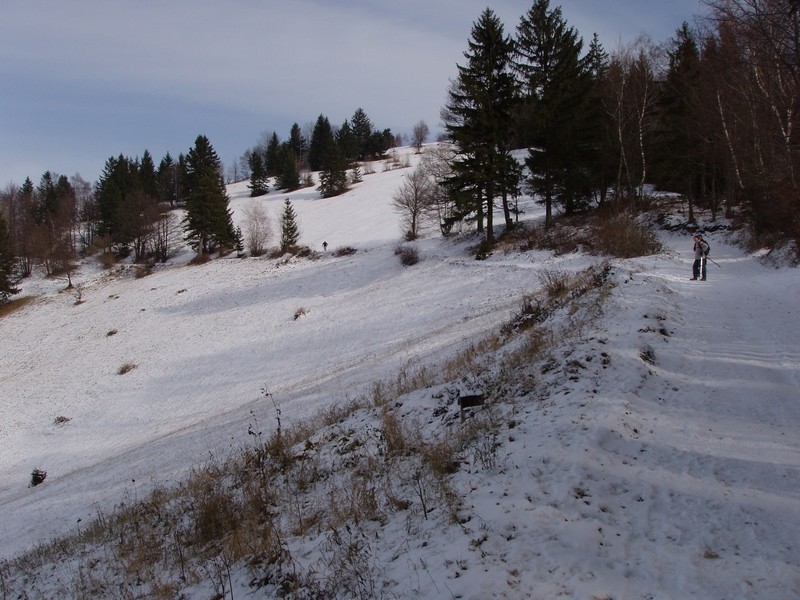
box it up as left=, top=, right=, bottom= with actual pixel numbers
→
left=1, top=147, right=799, bottom=598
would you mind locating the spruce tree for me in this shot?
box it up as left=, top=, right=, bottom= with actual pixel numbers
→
left=265, top=132, right=281, bottom=177
left=317, top=145, right=349, bottom=198
left=351, top=108, right=373, bottom=160
left=96, top=155, right=137, bottom=243
left=182, top=135, right=236, bottom=257
left=514, top=0, right=593, bottom=223
left=248, top=151, right=269, bottom=196
left=279, top=198, right=300, bottom=252
left=139, top=150, right=159, bottom=200
left=158, top=153, right=178, bottom=207
left=584, top=33, right=615, bottom=206
left=13, top=179, right=36, bottom=278
left=655, top=22, right=703, bottom=218
left=96, top=155, right=159, bottom=257
left=443, top=8, right=518, bottom=243
left=275, top=144, right=301, bottom=191
left=337, top=120, right=358, bottom=163
left=0, top=212, right=19, bottom=302
left=288, top=123, right=306, bottom=168
left=235, top=225, right=245, bottom=257
left=309, top=115, right=336, bottom=171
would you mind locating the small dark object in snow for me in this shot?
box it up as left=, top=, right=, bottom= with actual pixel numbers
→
left=459, top=393, right=485, bottom=422
left=30, top=468, right=47, bottom=487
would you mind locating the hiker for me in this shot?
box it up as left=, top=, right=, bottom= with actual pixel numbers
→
left=691, top=234, right=709, bottom=281
left=322, top=241, right=328, bottom=252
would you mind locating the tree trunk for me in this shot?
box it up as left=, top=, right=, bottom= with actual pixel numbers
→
left=501, top=188, right=513, bottom=231
left=485, top=184, right=494, bottom=243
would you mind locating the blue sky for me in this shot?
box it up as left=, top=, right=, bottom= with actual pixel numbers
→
left=0, top=0, right=706, bottom=186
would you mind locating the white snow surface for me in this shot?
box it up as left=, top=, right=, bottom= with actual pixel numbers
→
left=1, top=146, right=799, bottom=598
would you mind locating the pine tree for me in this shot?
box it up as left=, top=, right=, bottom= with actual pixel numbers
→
left=351, top=108, right=373, bottom=160
left=248, top=152, right=269, bottom=196
left=275, top=144, right=301, bottom=191
left=309, top=115, right=336, bottom=171
left=0, top=212, right=19, bottom=302
left=442, top=8, right=519, bottom=243
left=279, top=198, right=300, bottom=252
left=317, top=145, right=349, bottom=198
left=96, top=155, right=137, bottom=243
left=182, top=135, right=236, bottom=257
left=655, top=22, right=703, bottom=219
left=514, top=0, right=594, bottom=223
left=158, top=152, right=178, bottom=207
left=234, top=225, right=245, bottom=257
left=265, top=132, right=281, bottom=177
left=584, top=33, right=615, bottom=206
left=337, top=120, right=358, bottom=163
left=95, top=155, right=159, bottom=258
left=13, top=178, right=36, bottom=277
left=139, top=150, right=159, bottom=200
left=288, top=123, right=306, bottom=168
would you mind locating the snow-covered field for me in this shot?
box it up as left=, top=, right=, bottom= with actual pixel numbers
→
left=1, top=146, right=799, bottom=598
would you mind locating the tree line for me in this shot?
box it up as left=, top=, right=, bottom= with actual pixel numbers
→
left=242, top=108, right=396, bottom=199
left=0, top=107, right=398, bottom=301
left=436, top=0, right=799, bottom=247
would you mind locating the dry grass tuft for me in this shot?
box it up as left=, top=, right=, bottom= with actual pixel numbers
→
left=502, top=213, right=662, bottom=259
left=0, top=295, right=35, bottom=318
left=394, top=243, right=420, bottom=266
left=117, top=362, right=137, bottom=375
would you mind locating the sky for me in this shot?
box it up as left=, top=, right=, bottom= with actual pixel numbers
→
left=0, top=0, right=707, bottom=187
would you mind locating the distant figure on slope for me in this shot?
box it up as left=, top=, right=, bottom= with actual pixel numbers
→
left=691, top=234, right=709, bottom=281
left=322, top=241, right=328, bottom=252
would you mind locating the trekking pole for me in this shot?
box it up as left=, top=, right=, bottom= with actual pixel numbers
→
left=706, top=256, right=721, bottom=268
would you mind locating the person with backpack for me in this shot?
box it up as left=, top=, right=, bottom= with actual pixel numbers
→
left=691, top=234, right=710, bottom=281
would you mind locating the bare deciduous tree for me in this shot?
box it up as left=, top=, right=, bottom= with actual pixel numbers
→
left=703, top=0, right=800, bottom=240
left=411, top=121, right=430, bottom=153
left=419, top=144, right=458, bottom=235
left=392, top=166, right=435, bottom=239
left=601, top=36, right=663, bottom=210
left=242, top=202, right=270, bottom=256
left=153, top=210, right=179, bottom=263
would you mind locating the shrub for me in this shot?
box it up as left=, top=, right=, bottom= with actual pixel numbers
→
left=29, top=468, right=47, bottom=487
left=394, top=243, right=419, bottom=266
left=537, top=269, right=570, bottom=298
left=591, top=215, right=663, bottom=258
left=118, top=363, right=137, bottom=375
left=189, top=253, right=212, bottom=265
left=0, top=295, right=34, bottom=318
left=334, top=246, right=357, bottom=257
left=98, top=252, right=117, bottom=270
left=380, top=406, right=412, bottom=457
left=134, top=264, right=153, bottom=279
left=474, top=238, right=494, bottom=260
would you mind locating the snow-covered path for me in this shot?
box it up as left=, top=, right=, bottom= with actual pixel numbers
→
left=359, top=230, right=800, bottom=600
left=641, top=238, right=800, bottom=596
left=540, top=232, right=800, bottom=598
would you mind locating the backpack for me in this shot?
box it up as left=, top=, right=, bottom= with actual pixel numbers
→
left=702, top=240, right=710, bottom=256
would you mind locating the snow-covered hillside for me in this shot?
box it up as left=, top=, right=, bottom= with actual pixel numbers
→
left=1, top=146, right=799, bottom=598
